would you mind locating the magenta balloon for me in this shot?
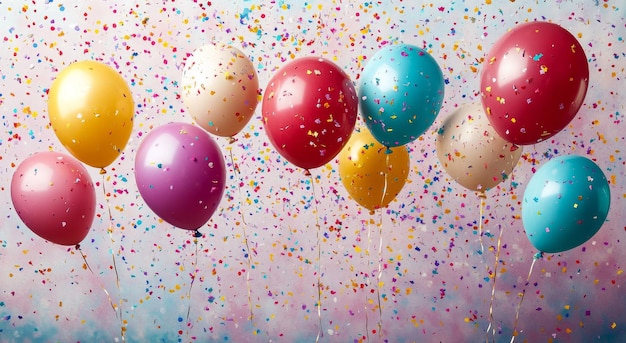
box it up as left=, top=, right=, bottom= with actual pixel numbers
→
left=135, top=122, right=226, bottom=230
left=11, top=152, right=96, bottom=246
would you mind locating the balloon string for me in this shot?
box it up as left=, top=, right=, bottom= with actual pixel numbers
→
left=371, top=151, right=390, bottom=337
left=510, top=252, right=543, bottom=343
left=477, top=191, right=487, bottom=256
left=477, top=191, right=488, bottom=342
left=485, top=224, right=504, bottom=343
left=364, top=217, right=372, bottom=342
left=75, top=245, right=120, bottom=321
left=101, top=174, right=126, bottom=342
left=227, top=145, right=255, bottom=322
left=375, top=210, right=384, bottom=338
left=308, top=173, right=323, bottom=342
left=185, top=231, right=202, bottom=339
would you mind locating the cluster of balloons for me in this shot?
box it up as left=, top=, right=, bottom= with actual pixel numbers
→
left=11, top=43, right=259, bottom=245
left=133, top=43, right=258, bottom=232
left=481, top=22, right=610, bottom=255
left=435, top=21, right=607, bottom=255
left=11, top=22, right=610, bottom=256
left=261, top=44, right=445, bottom=210
left=435, top=22, right=609, bottom=256
left=11, top=61, right=134, bottom=246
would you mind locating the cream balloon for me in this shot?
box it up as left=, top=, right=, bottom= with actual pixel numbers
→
left=181, top=43, right=259, bottom=138
left=436, top=104, right=523, bottom=192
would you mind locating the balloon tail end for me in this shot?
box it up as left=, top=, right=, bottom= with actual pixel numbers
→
left=304, top=169, right=312, bottom=177
left=384, top=147, right=393, bottom=155
left=99, top=168, right=107, bottom=175
left=533, top=251, right=544, bottom=260
left=510, top=144, right=520, bottom=152
left=194, top=230, right=203, bottom=238
left=228, top=136, right=237, bottom=144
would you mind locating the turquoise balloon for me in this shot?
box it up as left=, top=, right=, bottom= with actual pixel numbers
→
left=358, top=44, right=445, bottom=147
left=522, top=155, right=610, bottom=253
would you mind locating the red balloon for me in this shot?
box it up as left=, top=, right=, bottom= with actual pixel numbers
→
left=11, top=152, right=96, bottom=246
left=480, top=21, right=589, bottom=145
left=262, top=57, right=358, bottom=171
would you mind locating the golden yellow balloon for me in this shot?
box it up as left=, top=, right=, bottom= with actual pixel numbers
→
left=338, top=128, right=410, bottom=211
left=48, top=60, right=134, bottom=169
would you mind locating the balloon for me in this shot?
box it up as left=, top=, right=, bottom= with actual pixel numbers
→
left=522, top=155, right=610, bottom=253
left=338, top=128, right=410, bottom=211
left=262, top=57, right=358, bottom=171
left=181, top=43, right=259, bottom=139
left=135, top=122, right=226, bottom=231
left=48, top=60, right=135, bottom=170
left=480, top=21, right=589, bottom=145
left=436, top=104, right=523, bottom=192
left=359, top=44, right=445, bottom=147
left=11, top=152, right=96, bottom=246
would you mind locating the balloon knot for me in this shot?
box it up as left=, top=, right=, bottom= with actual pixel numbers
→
left=510, top=144, right=520, bottom=152
left=194, top=230, right=203, bottom=238
left=228, top=136, right=237, bottom=144
left=384, top=147, right=393, bottom=155
left=533, top=252, right=544, bottom=260
left=304, top=169, right=312, bottom=177
left=75, top=244, right=81, bottom=250
left=99, top=168, right=107, bottom=175
left=369, top=210, right=376, bottom=216
left=477, top=191, right=487, bottom=199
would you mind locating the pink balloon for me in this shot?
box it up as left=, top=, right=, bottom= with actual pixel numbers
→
left=11, top=152, right=96, bottom=246
left=135, top=122, right=226, bottom=231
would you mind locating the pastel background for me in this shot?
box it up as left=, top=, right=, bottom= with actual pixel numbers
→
left=1, top=1, right=624, bottom=342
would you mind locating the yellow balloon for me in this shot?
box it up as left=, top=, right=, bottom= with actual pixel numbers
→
left=338, top=128, right=410, bottom=211
left=48, top=61, right=134, bottom=169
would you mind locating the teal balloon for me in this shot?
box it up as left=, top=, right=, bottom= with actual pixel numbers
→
left=522, top=155, right=610, bottom=253
left=358, top=44, right=445, bottom=147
